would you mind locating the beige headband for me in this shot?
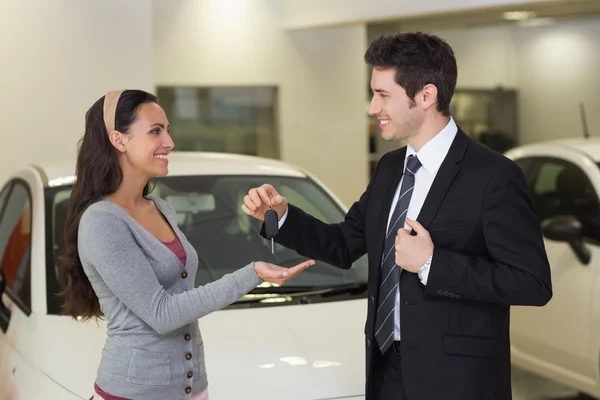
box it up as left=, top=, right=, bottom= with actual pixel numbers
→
left=103, top=89, right=125, bottom=133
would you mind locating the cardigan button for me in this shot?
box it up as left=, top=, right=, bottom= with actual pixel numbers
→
left=185, top=387, right=192, bottom=394
left=184, top=333, right=191, bottom=341
left=187, top=370, right=193, bottom=378
left=185, top=352, right=192, bottom=360
left=181, top=271, right=188, bottom=279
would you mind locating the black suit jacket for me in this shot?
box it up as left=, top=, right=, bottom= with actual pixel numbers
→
left=267, top=129, right=552, bottom=400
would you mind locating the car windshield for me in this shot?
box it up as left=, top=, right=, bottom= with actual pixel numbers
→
left=45, top=175, right=368, bottom=314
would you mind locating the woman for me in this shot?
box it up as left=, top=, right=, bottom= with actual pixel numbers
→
left=58, top=89, right=313, bottom=400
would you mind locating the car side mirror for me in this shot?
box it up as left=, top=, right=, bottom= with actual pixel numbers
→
left=541, top=215, right=591, bottom=265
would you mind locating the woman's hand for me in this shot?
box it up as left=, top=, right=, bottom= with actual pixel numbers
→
left=253, top=260, right=315, bottom=285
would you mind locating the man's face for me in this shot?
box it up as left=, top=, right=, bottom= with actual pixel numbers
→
left=368, top=68, right=423, bottom=141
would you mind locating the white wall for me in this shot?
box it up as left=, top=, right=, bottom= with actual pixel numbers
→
left=283, top=0, right=550, bottom=29
left=403, top=18, right=599, bottom=144
left=154, top=0, right=369, bottom=207
left=0, top=0, right=155, bottom=185
left=516, top=19, right=600, bottom=143
left=430, top=26, right=519, bottom=89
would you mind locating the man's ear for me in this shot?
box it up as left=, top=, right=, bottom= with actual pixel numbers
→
left=420, top=83, right=439, bottom=111
left=108, top=131, right=126, bottom=153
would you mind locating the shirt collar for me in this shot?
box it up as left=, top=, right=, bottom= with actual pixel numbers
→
left=406, top=117, right=458, bottom=176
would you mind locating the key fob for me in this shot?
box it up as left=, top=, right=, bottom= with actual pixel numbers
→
left=264, top=209, right=279, bottom=238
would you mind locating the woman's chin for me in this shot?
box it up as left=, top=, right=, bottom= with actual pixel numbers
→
left=145, top=166, right=169, bottom=178
left=155, top=168, right=169, bottom=177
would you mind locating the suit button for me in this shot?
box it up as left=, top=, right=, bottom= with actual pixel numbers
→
left=449, top=293, right=456, bottom=298
left=184, top=333, right=191, bottom=341
left=185, top=387, right=192, bottom=394
left=185, top=352, right=192, bottom=360
left=367, top=338, right=371, bottom=347
left=370, top=296, right=375, bottom=304
left=444, top=291, right=449, bottom=296
left=181, top=271, right=188, bottom=279
left=456, top=295, right=462, bottom=299
left=187, top=370, right=193, bottom=378
left=437, top=289, right=444, bottom=295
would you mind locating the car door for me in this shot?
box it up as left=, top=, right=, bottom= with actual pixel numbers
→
left=0, top=179, right=35, bottom=400
left=510, top=156, right=600, bottom=380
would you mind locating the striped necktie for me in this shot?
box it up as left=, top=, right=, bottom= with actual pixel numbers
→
left=374, top=154, right=422, bottom=353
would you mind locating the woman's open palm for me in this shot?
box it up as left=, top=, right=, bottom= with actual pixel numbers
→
left=254, top=260, right=314, bottom=285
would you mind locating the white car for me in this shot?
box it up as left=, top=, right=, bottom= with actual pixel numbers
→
left=0, top=152, right=369, bottom=400
left=506, top=137, right=600, bottom=399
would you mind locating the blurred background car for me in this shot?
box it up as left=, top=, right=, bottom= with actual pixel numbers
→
left=506, top=137, right=600, bottom=399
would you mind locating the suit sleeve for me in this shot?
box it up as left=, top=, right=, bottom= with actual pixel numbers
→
left=262, top=156, right=387, bottom=270
left=424, top=160, right=553, bottom=306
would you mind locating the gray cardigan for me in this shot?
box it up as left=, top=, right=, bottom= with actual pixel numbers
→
left=78, top=196, right=261, bottom=399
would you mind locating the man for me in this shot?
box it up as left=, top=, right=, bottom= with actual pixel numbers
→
left=242, top=32, right=552, bottom=400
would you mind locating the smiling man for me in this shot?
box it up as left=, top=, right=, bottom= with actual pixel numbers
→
left=242, top=32, right=552, bottom=400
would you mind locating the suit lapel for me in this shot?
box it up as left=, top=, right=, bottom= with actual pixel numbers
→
left=415, top=129, right=470, bottom=231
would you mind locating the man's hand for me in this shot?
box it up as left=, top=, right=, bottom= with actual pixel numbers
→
left=241, top=183, right=288, bottom=221
left=395, top=218, right=434, bottom=273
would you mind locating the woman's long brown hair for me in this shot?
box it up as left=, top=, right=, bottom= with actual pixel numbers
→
left=57, top=90, right=157, bottom=320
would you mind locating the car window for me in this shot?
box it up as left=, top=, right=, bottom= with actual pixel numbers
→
left=513, top=157, right=532, bottom=174
left=533, top=162, right=563, bottom=194
left=157, top=175, right=368, bottom=289
left=46, top=175, right=369, bottom=314
left=527, top=158, right=600, bottom=243
left=0, top=182, right=32, bottom=313
left=513, top=157, right=536, bottom=187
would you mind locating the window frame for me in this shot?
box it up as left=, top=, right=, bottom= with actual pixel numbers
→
left=0, top=179, right=33, bottom=317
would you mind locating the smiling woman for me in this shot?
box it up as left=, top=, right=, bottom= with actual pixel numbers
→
left=55, top=89, right=313, bottom=400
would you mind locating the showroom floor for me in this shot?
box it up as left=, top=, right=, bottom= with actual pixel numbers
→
left=512, top=367, right=593, bottom=399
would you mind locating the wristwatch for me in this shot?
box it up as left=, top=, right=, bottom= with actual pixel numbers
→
left=418, top=254, right=433, bottom=281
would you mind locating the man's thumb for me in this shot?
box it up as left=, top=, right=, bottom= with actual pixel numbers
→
left=405, top=218, right=425, bottom=234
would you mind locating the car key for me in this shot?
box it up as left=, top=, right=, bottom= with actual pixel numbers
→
left=264, top=209, right=279, bottom=254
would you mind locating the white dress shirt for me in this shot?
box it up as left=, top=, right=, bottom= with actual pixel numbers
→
left=277, top=117, right=458, bottom=340
left=388, top=117, right=457, bottom=340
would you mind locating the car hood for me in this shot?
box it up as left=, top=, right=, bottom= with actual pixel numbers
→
left=37, top=298, right=367, bottom=400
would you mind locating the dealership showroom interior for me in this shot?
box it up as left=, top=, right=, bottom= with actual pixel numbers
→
left=2, top=0, right=600, bottom=399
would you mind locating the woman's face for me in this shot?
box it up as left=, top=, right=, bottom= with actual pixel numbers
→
left=113, top=102, right=174, bottom=178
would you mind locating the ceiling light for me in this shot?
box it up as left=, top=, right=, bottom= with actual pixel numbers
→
left=503, top=11, right=536, bottom=20
left=313, top=360, right=342, bottom=368
left=280, top=356, right=308, bottom=366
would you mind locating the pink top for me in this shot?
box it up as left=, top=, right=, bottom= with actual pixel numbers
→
left=94, top=235, right=188, bottom=400
left=162, top=235, right=187, bottom=265
left=94, top=383, right=131, bottom=400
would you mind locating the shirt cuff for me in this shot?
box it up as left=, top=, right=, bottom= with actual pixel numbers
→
left=277, top=208, right=289, bottom=229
